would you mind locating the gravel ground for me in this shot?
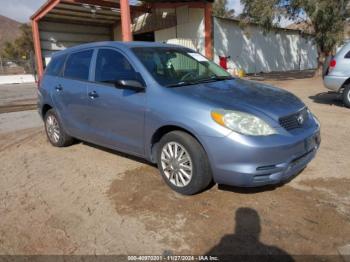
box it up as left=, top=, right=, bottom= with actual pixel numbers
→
left=0, top=75, right=349, bottom=258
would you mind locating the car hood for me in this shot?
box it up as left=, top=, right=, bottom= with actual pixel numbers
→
left=170, top=78, right=305, bottom=122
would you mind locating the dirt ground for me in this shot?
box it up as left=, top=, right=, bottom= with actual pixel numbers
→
left=0, top=75, right=349, bottom=258
left=0, top=83, right=37, bottom=114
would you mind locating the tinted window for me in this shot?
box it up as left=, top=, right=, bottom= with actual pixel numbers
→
left=95, top=49, right=137, bottom=83
left=64, top=50, right=93, bottom=81
left=345, top=51, right=350, bottom=59
left=45, top=54, right=66, bottom=76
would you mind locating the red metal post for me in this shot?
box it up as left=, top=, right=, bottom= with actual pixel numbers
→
left=31, top=0, right=60, bottom=79
left=120, top=0, right=133, bottom=42
left=32, top=19, right=44, bottom=79
left=204, top=2, right=213, bottom=60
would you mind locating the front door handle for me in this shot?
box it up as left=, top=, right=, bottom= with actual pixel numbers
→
left=88, top=91, right=99, bottom=99
left=55, top=85, right=63, bottom=92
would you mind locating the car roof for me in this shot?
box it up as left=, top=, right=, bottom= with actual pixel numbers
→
left=51, top=41, right=190, bottom=58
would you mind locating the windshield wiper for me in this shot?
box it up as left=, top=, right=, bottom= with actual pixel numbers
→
left=167, top=76, right=234, bottom=88
left=167, top=81, right=197, bottom=88
left=208, top=75, right=234, bottom=81
left=188, top=76, right=234, bottom=84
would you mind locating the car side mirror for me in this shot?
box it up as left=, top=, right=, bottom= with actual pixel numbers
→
left=115, top=80, right=145, bottom=92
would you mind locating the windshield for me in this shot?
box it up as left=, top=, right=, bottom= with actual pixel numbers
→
left=132, top=47, right=232, bottom=87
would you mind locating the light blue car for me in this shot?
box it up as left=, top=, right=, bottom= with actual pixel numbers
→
left=38, top=41, right=321, bottom=195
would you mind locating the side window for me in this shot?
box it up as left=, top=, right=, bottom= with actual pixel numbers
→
left=345, top=51, right=350, bottom=59
left=64, top=50, right=93, bottom=81
left=45, top=54, right=66, bottom=76
left=95, top=49, right=137, bottom=83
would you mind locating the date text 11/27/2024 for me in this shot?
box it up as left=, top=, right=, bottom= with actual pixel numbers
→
left=127, top=256, right=219, bottom=261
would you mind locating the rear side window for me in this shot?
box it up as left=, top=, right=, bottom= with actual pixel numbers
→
left=345, top=51, right=350, bottom=59
left=64, top=50, right=93, bottom=81
left=95, top=49, right=137, bottom=83
left=45, top=54, right=66, bottom=76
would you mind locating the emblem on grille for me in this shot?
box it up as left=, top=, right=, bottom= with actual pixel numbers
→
left=297, top=114, right=304, bottom=125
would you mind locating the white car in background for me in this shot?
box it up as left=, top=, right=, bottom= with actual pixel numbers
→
left=323, top=41, right=350, bottom=108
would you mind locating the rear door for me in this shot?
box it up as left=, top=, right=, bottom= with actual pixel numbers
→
left=52, top=49, right=94, bottom=139
left=84, top=48, right=146, bottom=156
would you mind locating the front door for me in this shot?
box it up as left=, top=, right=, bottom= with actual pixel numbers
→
left=85, top=48, right=146, bottom=156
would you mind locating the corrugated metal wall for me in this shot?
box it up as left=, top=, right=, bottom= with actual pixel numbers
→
left=39, top=21, right=113, bottom=65
left=213, top=17, right=318, bottom=73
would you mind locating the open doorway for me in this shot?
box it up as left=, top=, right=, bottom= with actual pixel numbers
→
left=133, top=32, right=155, bottom=42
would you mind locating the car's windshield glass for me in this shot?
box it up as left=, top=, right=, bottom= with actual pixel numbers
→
left=132, top=47, right=232, bottom=87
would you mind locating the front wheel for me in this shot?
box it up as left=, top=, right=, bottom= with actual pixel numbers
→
left=343, top=85, right=350, bottom=108
left=157, top=131, right=213, bottom=195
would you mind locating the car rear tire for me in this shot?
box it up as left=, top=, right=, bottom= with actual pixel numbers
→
left=157, top=131, right=212, bottom=195
left=44, top=109, right=74, bottom=147
left=343, top=85, right=350, bottom=108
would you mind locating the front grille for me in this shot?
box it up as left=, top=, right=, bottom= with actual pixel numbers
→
left=279, top=108, right=309, bottom=131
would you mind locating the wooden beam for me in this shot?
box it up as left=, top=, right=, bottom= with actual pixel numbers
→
left=31, top=0, right=60, bottom=20
left=120, top=0, right=132, bottom=41
left=204, top=2, right=213, bottom=60
left=32, top=20, right=44, bottom=79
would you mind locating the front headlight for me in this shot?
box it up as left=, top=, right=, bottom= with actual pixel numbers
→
left=211, top=109, right=276, bottom=136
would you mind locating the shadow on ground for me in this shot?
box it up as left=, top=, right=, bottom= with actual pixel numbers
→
left=309, top=92, right=344, bottom=107
left=246, top=70, right=316, bottom=82
left=206, top=207, right=294, bottom=261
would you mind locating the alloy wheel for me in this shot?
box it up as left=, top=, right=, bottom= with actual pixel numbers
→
left=46, top=115, right=61, bottom=144
left=160, top=142, right=193, bottom=187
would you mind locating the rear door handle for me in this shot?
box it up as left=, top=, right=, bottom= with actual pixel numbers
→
left=88, top=91, right=99, bottom=99
left=55, top=85, right=63, bottom=92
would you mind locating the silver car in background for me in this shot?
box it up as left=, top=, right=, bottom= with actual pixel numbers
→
left=323, top=41, right=350, bottom=107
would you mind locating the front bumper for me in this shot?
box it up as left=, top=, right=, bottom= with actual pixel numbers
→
left=201, top=125, right=321, bottom=187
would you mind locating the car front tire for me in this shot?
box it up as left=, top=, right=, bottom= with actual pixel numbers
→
left=343, top=84, right=350, bottom=108
left=44, top=109, right=74, bottom=147
left=157, top=131, right=213, bottom=195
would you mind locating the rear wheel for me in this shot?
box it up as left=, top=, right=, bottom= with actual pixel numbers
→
left=343, top=85, right=350, bottom=108
left=157, top=131, right=212, bottom=195
left=44, top=109, right=74, bottom=147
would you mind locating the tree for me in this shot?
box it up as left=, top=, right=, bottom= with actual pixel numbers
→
left=1, top=24, right=34, bottom=61
left=213, top=0, right=235, bottom=18
left=240, top=0, right=350, bottom=72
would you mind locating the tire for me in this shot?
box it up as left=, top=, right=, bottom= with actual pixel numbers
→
left=157, top=131, right=212, bottom=195
left=343, top=85, right=350, bottom=108
left=44, top=109, right=74, bottom=147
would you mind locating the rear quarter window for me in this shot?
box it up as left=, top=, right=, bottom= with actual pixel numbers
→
left=345, top=50, right=350, bottom=59
left=45, top=54, right=66, bottom=76
left=64, top=50, right=93, bottom=81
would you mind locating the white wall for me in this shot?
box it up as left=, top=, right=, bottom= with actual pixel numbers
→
left=155, top=6, right=205, bottom=55
left=213, top=17, right=318, bottom=73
